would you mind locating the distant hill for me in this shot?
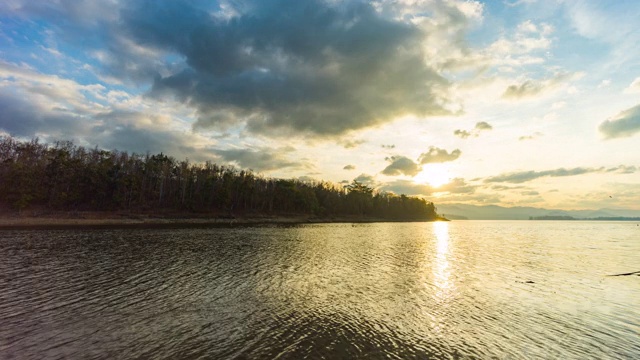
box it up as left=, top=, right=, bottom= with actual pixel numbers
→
left=436, top=203, right=640, bottom=220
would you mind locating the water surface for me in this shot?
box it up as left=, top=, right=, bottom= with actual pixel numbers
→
left=1, top=221, right=639, bottom=359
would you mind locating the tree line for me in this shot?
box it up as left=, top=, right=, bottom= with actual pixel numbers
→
left=0, top=137, right=440, bottom=221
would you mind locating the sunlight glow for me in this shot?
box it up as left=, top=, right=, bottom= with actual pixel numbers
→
left=413, top=164, right=451, bottom=188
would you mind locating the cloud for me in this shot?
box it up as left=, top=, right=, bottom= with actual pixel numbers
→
left=475, top=121, right=493, bottom=130
left=418, top=147, right=461, bottom=164
left=484, top=167, right=601, bottom=183
left=4, top=0, right=462, bottom=139
left=599, top=104, right=640, bottom=139
left=90, top=119, right=214, bottom=162
left=213, top=146, right=304, bottom=172
left=343, top=164, right=356, bottom=170
left=0, top=60, right=221, bottom=161
left=0, top=88, right=90, bottom=139
left=338, top=138, right=366, bottom=149
left=453, top=129, right=472, bottom=139
left=129, top=0, right=456, bottom=137
left=606, top=165, right=637, bottom=174
left=381, top=177, right=476, bottom=196
left=518, top=131, right=543, bottom=141
left=624, top=77, right=640, bottom=93
left=454, top=121, right=492, bottom=138
left=486, top=164, right=638, bottom=183
left=438, top=178, right=477, bottom=194
left=353, top=173, right=376, bottom=186
left=380, top=180, right=433, bottom=196
left=381, top=144, right=395, bottom=149
left=382, top=156, right=420, bottom=176
left=492, top=185, right=523, bottom=190
left=502, top=80, right=544, bottom=98
left=502, top=73, right=576, bottom=100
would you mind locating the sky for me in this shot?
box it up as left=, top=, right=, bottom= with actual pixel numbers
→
left=1, top=0, right=639, bottom=210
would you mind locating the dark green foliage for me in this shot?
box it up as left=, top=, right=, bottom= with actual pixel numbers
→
left=0, top=137, right=439, bottom=220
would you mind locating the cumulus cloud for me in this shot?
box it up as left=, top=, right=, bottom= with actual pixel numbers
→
left=381, top=144, right=396, bottom=149
left=454, top=121, right=492, bottom=138
left=343, top=164, right=356, bottom=170
left=213, top=146, right=305, bottom=172
left=599, top=104, right=640, bottom=139
left=418, top=147, right=461, bottom=164
left=382, top=156, right=420, bottom=176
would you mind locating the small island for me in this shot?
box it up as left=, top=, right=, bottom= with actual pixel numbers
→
left=0, top=137, right=446, bottom=228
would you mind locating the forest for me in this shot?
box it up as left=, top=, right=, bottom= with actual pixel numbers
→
left=0, top=137, right=442, bottom=221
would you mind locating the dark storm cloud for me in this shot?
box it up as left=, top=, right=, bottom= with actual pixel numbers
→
left=382, top=156, right=420, bottom=176
left=418, top=147, right=461, bottom=164
left=126, top=0, right=453, bottom=136
left=4, top=0, right=458, bottom=138
left=599, top=104, right=640, bottom=139
left=213, top=147, right=303, bottom=172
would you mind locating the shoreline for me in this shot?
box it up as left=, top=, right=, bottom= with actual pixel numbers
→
left=0, top=212, right=447, bottom=230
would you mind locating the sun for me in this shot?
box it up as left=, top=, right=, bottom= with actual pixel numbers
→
left=413, top=164, right=451, bottom=188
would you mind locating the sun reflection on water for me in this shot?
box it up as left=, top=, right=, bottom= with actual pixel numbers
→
left=433, top=221, right=452, bottom=299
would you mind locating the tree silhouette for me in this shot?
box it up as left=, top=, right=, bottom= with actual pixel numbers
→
left=0, top=136, right=440, bottom=221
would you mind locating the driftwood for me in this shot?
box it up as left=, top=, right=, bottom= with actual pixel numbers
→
left=607, top=271, right=640, bottom=277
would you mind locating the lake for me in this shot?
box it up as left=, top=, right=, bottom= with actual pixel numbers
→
left=1, top=221, right=639, bottom=359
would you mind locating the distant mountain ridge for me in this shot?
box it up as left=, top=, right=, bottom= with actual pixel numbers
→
left=436, top=203, right=640, bottom=220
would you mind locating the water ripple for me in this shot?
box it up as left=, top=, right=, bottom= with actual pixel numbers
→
left=1, top=222, right=639, bottom=359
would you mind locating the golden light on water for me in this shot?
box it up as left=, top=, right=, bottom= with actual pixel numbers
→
left=413, top=164, right=451, bottom=188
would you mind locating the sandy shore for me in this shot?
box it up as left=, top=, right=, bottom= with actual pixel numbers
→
left=0, top=212, right=441, bottom=230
